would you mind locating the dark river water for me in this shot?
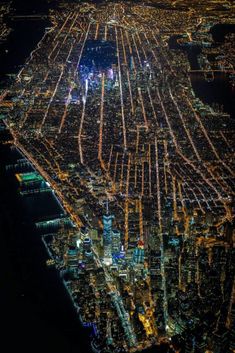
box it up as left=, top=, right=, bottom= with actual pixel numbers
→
left=1, top=2, right=93, bottom=353
left=0, top=1, right=234, bottom=353
left=168, top=24, right=235, bottom=119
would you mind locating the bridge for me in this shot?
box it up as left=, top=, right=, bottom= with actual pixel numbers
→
left=189, top=69, right=235, bottom=74
left=10, top=15, right=48, bottom=20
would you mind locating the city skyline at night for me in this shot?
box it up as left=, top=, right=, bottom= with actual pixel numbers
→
left=0, top=1, right=234, bottom=353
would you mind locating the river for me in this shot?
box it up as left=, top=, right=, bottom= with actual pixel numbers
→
left=168, top=24, right=235, bottom=119
left=0, top=1, right=93, bottom=353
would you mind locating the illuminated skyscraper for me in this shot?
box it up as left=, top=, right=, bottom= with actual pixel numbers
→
left=111, top=229, right=121, bottom=256
left=103, top=201, right=114, bottom=266
left=133, top=240, right=145, bottom=264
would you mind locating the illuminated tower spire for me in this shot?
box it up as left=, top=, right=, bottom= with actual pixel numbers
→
left=106, top=199, right=109, bottom=215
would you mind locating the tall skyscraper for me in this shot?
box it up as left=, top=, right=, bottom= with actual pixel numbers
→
left=133, top=240, right=145, bottom=264
left=112, top=229, right=121, bottom=256
left=103, top=201, right=114, bottom=266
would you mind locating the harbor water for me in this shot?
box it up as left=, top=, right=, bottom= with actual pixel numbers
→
left=1, top=2, right=92, bottom=352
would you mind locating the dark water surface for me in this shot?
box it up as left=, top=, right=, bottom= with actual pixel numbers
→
left=169, top=25, right=235, bottom=119
left=0, top=0, right=51, bottom=83
left=210, top=23, right=235, bottom=43
left=190, top=72, right=235, bottom=118
left=1, top=2, right=92, bottom=353
left=0, top=145, right=93, bottom=353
